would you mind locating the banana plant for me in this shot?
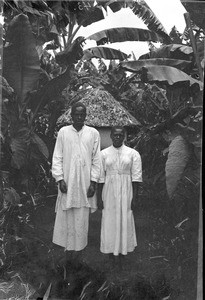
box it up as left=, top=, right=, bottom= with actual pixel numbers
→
left=1, top=12, right=84, bottom=194
left=2, top=14, right=44, bottom=170
left=2, top=0, right=172, bottom=60
left=2, top=0, right=203, bottom=200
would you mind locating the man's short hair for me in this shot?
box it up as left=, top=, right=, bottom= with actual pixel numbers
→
left=71, top=102, right=86, bottom=114
left=111, top=126, right=126, bottom=135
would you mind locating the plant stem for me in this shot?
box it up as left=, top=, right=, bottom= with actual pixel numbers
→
left=66, top=23, right=83, bottom=46
left=184, top=12, right=203, bottom=82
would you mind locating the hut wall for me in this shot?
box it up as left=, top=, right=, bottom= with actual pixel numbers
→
left=97, top=127, right=112, bottom=150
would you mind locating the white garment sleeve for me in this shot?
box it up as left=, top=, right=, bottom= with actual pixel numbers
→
left=131, top=150, right=143, bottom=182
left=99, top=151, right=106, bottom=183
left=90, top=131, right=101, bottom=182
left=51, top=129, right=64, bottom=182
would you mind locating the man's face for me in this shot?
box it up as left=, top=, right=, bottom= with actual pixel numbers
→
left=111, top=128, right=125, bottom=148
left=71, top=107, right=86, bottom=126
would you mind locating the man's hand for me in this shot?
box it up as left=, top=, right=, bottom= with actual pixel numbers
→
left=131, top=199, right=137, bottom=211
left=87, top=181, right=96, bottom=198
left=59, top=180, right=67, bottom=193
left=97, top=183, right=104, bottom=210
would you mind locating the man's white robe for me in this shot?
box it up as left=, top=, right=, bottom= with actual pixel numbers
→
left=52, top=125, right=101, bottom=251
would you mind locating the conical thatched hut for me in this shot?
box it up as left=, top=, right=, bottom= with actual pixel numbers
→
left=57, top=88, right=141, bottom=149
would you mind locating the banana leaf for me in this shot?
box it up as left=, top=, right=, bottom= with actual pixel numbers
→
left=139, top=44, right=193, bottom=60
left=87, top=27, right=163, bottom=45
left=181, top=0, right=205, bottom=30
left=76, top=1, right=131, bottom=27
left=96, top=0, right=124, bottom=13
left=120, top=59, right=192, bottom=72
left=83, top=47, right=128, bottom=60
left=131, top=0, right=171, bottom=44
left=76, top=3, right=104, bottom=27
left=4, top=0, right=50, bottom=15
left=3, top=14, right=40, bottom=105
left=95, top=0, right=171, bottom=43
left=121, top=64, right=203, bottom=89
left=166, top=135, right=190, bottom=199
left=10, top=130, right=29, bottom=169
left=10, top=127, right=49, bottom=169
left=31, top=133, right=49, bottom=159
left=1, top=76, right=14, bottom=97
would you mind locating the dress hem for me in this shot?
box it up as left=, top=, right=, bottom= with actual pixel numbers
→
left=100, top=245, right=137, bottom=256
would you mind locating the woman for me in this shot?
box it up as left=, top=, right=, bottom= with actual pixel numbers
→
left=98, top=126, right=142, bottom=268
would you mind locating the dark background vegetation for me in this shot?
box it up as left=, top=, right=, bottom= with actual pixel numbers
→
left=0, top=1, right=203, bottom=299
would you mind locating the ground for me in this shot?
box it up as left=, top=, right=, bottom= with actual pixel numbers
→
left=0, top=196, right=198, bottom=300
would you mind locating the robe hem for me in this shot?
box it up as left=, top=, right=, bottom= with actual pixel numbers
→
left=52, top=240, right=87, bottom=251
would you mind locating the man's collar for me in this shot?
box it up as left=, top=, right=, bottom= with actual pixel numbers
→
left=71, top=124, right=85, bottom=132
left=112, top=143, right=124, bottom=151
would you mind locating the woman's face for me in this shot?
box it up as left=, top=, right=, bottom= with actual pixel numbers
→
left=111, top=128, right=125, bottom=148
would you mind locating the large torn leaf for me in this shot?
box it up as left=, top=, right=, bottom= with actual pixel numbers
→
left=31, top=133, right=49, bottom=159
left=139, top=44, right=193, bottom=60
left=83, top=47, right=128, bottom=60
left=87, top=27, right=163, bottom=45
left=10, top=128, right=49, bottom=168
left=10, top=125, right=30, bottom=169
left=3, top=14, right=40, bottom=105
left=181, top=0, right=205, bottom=30
left=10, top=137, right=28, bottom=169
left=131, top=0, right=171, bottom=43
left=120, top=59, right=192, bottom=72
left=121, top=64, right=203, bottom=89
left=165, top=135, right=190, bottom=199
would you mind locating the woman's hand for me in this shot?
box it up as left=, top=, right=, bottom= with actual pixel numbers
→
left=59, top=180, right=67, bottom=193
left=131, top=182, right=139, bottom=211
left=98, top=199, right=104, bottom=210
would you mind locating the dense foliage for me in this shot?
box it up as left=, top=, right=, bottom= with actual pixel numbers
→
left=0, top=0, right=203, bottom=298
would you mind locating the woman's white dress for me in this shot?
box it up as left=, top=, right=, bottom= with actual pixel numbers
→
left=100, top=144, right=142, bottom=256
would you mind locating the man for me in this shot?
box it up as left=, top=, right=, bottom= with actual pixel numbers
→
left=98, top=126, right=142, bottom=269
left=52, top=102, right=101, bottom=260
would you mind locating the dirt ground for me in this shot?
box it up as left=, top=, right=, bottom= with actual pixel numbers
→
left=0, top=197, right=198, bottom=300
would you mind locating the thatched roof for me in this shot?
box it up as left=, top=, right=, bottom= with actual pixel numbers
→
left=58, top=88, right=141, bottom=127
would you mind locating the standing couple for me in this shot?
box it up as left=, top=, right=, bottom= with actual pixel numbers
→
left=52, top=102, right=142, bottom=268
